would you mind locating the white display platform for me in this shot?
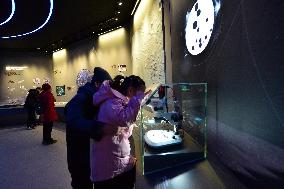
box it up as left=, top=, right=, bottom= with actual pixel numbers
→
left=144, top=130, right=182, bottom=148
left=54, top=102, right=68, bottom=107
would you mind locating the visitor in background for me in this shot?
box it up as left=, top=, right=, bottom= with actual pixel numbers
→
left=39, top=83, right=58, bottom=145
left=24, top=89, right=39, bottom=130
left=65, top=67, right=115, bottom=189
left=36, top=86, right=42, bottom=94
left=91, top=75, right=149, bottom=189
left=35, top=87, right=42, bottom=126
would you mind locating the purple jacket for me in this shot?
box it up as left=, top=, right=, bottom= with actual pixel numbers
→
left=90, top=81, right=144, bottom=182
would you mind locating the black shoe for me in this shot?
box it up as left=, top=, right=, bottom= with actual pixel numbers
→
left=42, top=140, right=49, bottom=145
left=42, top=139, right=57, bottom=145
left=49, top=139, right=57, bottom=144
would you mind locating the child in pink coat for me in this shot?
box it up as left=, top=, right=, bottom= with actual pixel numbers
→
left=91, top=75, right=147, bottom=189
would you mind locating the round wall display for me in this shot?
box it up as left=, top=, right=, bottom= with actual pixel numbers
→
left=76, top=69, right=92, bottom=87
left=185, top=0, right=215, bottom=55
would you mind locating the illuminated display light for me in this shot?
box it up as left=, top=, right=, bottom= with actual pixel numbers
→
left=97, top=26, right=122, bottom=36
left=52, top=49, right=66, bottom=58
left=131, top=0, right=140, bottom=15
left=1, top=0, right=53, bottom=39
left=185, top=0, right=215, bottom=55
left=0, top=0, right=15, bottom=26
left=56, top=86, right=66, bottom=96
left=6, top=66, right=28, bottom=71
left=118, top=2, right=123, bottom=6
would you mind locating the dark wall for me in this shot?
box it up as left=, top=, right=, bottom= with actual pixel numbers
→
left=168, top=0, right=284, bottom=187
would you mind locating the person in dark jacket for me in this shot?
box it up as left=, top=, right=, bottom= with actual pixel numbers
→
left=24, top=89, right=39, bottom=130
left=39, top=83, right=58, bottom=145
left=65, top=67, right=114, bottom=189
left=35, top=87, right=42, bottom=125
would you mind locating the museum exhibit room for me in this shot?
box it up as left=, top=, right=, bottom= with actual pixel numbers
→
left=0, top=0, right=283, bottom=188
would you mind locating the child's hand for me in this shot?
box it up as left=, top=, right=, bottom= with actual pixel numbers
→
left=145, top=89, right=152, bottom=96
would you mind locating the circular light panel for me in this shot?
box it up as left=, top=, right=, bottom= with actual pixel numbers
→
left=0, top=0, right=15, bottom=26
left=1, top=0, right=53, bottom=39
left=185, top=0, right=215, bottom=55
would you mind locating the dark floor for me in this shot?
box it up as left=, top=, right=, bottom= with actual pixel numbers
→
left=0, top=123, right=247, bottom=189
left=0, top=124, right=71, bottom=189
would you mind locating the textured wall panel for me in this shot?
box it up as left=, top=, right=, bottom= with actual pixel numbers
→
left=132, top=0, right=165, bottom=88
left=53, top=28, right=132, bottom=102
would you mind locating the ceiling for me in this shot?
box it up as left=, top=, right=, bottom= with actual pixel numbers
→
left=0, top=0, right=137, bottom=52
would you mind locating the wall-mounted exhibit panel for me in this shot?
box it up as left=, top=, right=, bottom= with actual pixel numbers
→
left=137, top=83, right=207, bottom=174
left=0, top=52, right=53, bottom=106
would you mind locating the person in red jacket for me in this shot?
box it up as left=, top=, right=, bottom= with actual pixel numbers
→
left=40, top=83, right=58, bottom=145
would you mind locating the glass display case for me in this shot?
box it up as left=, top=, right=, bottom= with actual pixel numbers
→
left=138, top=83, right=207, bottom=174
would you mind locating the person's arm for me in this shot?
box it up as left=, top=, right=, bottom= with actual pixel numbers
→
left=65, top=94, right=117, bottom=141
left=66, top=93, right=104, bottom=140
left=108, top=91, right=145, bottom=127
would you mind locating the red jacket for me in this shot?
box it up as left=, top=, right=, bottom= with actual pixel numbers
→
left=40, top=91, right=58, bottom=122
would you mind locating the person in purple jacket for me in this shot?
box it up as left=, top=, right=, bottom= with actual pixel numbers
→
left=91, top=75, right=150, bottom=189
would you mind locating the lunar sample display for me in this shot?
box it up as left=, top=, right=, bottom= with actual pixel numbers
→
left=185, top=0, right=215, bottom=55
left=138, top=83, right=207, bottom=174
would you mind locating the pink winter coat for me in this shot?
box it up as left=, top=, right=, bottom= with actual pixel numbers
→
left=90, top=81, right=144, bottom=182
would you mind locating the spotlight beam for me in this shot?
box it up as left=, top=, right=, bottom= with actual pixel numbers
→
left=1, top=0, right=53, bottom=39
left=0, top=0, right=15, bottom=26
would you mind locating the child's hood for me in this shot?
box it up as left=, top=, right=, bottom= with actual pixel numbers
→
left=93, top=80, right=127, bottom=106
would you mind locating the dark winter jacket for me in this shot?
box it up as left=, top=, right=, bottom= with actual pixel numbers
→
left=65, top=82, right=104, bottom=178
left=24, top=89, right=39, bottom=111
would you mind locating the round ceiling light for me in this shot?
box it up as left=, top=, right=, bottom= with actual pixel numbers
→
left=0, top=0, right=15, bottom=26
left=1, top=0, right=53, bottom=39
left=185, top=0, right=215, bottom=55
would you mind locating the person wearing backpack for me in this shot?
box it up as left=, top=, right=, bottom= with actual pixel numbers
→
left=39, top=83, right=58, bottom=145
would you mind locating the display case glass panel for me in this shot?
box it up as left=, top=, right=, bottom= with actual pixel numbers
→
left=138, top=83, right=207, bottom=174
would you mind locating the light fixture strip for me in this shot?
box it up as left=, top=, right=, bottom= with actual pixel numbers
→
left=6, top=66, right=28, bottom=71
left=98, top=26, right=122, bottom=36
left=1, top=0, right=54, bottom=39
left=0, top=0, right=15, bottom=26
left=131, top=0, right=141, bottom=15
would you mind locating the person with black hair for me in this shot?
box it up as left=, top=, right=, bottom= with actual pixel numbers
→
left=90, top=75, right=150, bottom=189
left=24, top=89, right=39, bottom=130
left=65, top=67, right=115, bottom=189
